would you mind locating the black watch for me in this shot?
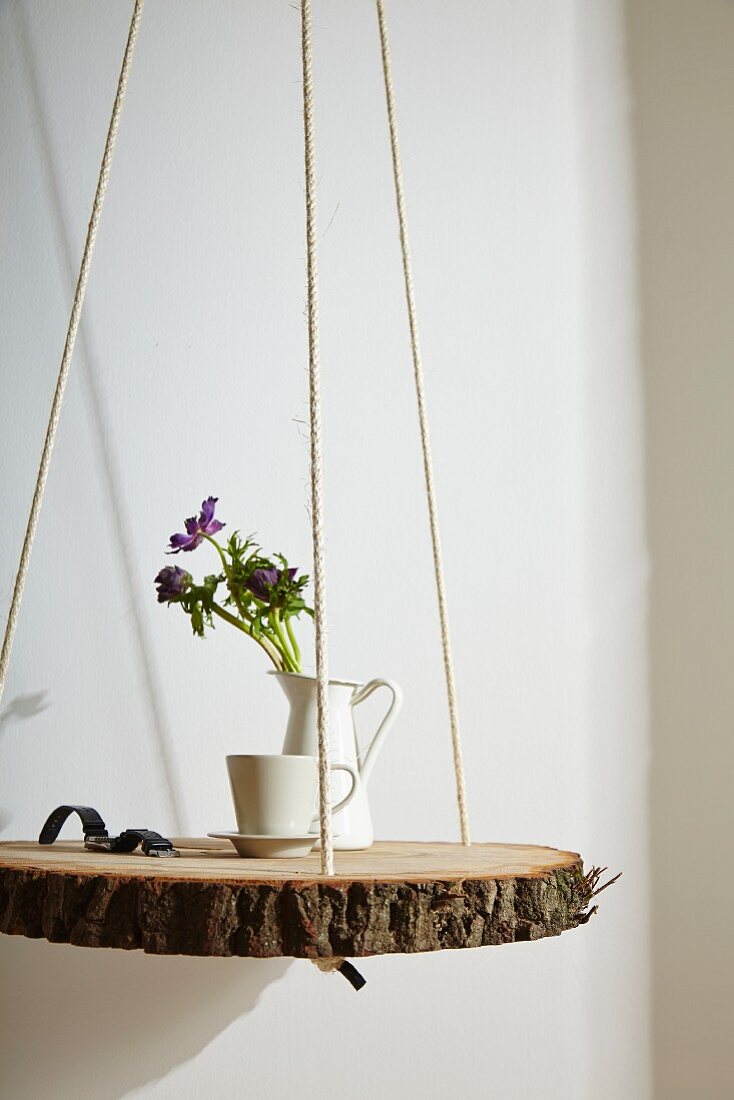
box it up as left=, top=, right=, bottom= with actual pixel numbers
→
left=38, top=805, right=179, bottom=857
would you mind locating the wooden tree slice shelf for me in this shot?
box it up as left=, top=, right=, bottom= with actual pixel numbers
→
left=0, top=839, right=599, bottom=959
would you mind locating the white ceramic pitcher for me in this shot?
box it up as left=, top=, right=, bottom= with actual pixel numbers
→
left=270, top=671, right=403, bottom=850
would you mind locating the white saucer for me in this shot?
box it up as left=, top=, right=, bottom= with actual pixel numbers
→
left=208, top=832, right=317, bottom=859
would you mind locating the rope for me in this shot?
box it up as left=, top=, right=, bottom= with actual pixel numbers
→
left=376, top=0, right=471, bottom=845
left=300, top=0, right=334, bottom=875
left=0, top=0, right=145, bottom=706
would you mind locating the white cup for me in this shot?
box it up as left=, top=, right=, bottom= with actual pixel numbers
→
left=226, top=754, right=358, bottom=836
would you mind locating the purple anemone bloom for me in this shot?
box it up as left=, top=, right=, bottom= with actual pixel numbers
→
left=246, top=567, right=297, bottom=602
left=155, top=565, right=191, bottom=603
left=168, top=496, right=225, bottom=553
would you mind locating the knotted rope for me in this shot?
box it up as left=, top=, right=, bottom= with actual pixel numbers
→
left=376, top=0, right=471, bottom=845
left=300, top=0, right=334, bottom=875
left=0, top=0, right=145, bottom=706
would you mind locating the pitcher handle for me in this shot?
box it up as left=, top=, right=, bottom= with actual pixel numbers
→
left=350, top=678, right=403, bottom=785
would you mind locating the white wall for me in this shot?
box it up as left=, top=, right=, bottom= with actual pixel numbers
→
left=0, top=3, right=649, bottom=1098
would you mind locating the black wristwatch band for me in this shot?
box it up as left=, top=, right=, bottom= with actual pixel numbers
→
left=38, top=805, right=179, bottom=857
left=39, top=804, right=108, bottom=846
left=116, top=829, right=179, bottom=857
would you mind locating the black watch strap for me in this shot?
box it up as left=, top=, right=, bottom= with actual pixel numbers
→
left=38, top=806, right=179, bottom=857
left=39, top=805, right=108, bottom=846
left=116, top=829, right=179, bottom=857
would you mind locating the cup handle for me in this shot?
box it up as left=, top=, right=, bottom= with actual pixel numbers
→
left=329, top=763, right=359, bottom=816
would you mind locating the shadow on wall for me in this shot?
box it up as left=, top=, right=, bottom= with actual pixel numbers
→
left=0, top=936, right=290, bottom=1100
left=625, top=1, right=734, bottom=1097
left=11, top=0, right=184, bottom=833
left=0, top=691, right=50, bottom=833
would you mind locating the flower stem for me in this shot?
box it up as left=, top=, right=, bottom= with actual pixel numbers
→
left=202, top=533, right=230, bottom=578
left=202, top=533, right=260, bottom=632
left=201, top=535, right=300, bottom=674
left=211, top=602, right=283, bottom=670
left=271, top=609, right=300, bottom=673
left=285, top=616, right=302, bottom=669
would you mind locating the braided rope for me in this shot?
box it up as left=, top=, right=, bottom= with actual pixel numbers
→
left=376, top=0, right=471, bottom=845
left=0, top=0, right=145, bottom=706
left=300, top=0, right=334, bottom=875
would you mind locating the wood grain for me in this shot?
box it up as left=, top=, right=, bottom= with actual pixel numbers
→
left=0, top=839, right=595, bottom=958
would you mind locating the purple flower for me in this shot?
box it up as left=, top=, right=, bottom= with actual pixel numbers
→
left=168, top=496, right=225, bottom=553
left=155, top=565, right=191, bottom=603
left=246, top=567, right=297, bottom=602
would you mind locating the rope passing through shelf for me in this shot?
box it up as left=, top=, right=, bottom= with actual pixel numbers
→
left=0, top=0, right=145, bottom=707
left=300, top=0, right=334, bottom=875
left=375, top=0, right=471, bottom=845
